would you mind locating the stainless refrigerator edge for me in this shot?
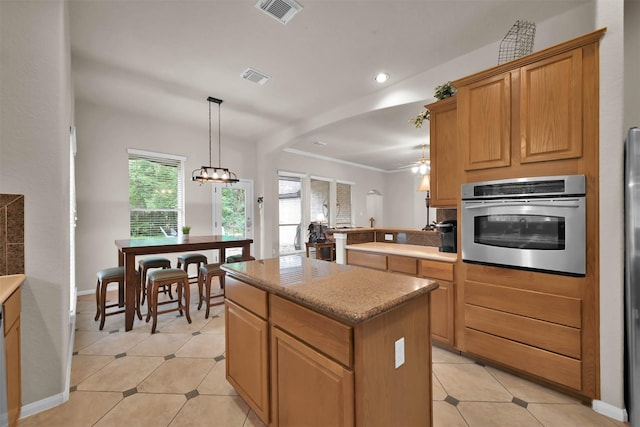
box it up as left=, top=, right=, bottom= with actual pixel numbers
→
left=625, top=126, right=640, bottom=427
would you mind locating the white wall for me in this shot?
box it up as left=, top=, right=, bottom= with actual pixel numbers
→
left=596, top=0, right=626, bottom=419
left=74, top=100, right=258, bottom=293
left=0, top=0, right=72, bottom=407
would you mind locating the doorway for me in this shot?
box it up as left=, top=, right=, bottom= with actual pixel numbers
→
left=212, top=179, right=254, bottom=262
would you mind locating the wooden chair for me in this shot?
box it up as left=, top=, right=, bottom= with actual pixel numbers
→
left=225, top=254, right=256, bottom=263
left=138, top=257, right=172, bottom=306
left=145, top=268, right=191, bottom=333
left=197, top=263, right=226, bottom=319
left=176, top=253, right=208, bottom=283
left=95, top=266, right=141, bottom=330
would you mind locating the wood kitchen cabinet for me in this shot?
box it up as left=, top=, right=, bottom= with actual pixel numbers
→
left=451, top=29, right=604, bottom=399
left=458, top=73, right=511, bottom=171
left=4, top=287, right=21, bottom=427
left=419, top=259, right=455, bottom=347
left=347, top=248, right=456, bottom=348
left=224, top=282, right=269, bottom=423
left=426, top=96, right=459, bottom=207
left=270, top=296, right=354, bottom=427
left=519, top=49, right=583, bottom=163
left=223, top=257, right=436, bottom=427
left=455, top=29, right=603, bottom=176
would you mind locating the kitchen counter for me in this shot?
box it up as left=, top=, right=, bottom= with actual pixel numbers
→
left=221, top=255, right=438, bottom=324
left=222, top=255, right=435, bottom=426
left=0, top=274, right=24, bottom=303
left=346, top=242, right=457, bottom=263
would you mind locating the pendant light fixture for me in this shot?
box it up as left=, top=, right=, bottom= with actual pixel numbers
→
left=192, top=96, right=239, bottom=184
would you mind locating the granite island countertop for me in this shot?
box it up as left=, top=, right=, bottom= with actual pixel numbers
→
left=221, top=255, right=438, bottom=325
left=0, top=274, right=24, bottom=303
left=346, top=242, right=457, bottom=263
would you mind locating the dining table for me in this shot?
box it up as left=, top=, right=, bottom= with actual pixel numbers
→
left=115, top=235, right=253, bottom=331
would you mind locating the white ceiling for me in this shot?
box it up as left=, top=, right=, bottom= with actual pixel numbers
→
left=68, top=0, right=587, bottom=172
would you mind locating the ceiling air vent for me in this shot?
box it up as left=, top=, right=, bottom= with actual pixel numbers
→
left=255, top=0, right=303, bottom=25
left=241, top=68, right=272, bottom=85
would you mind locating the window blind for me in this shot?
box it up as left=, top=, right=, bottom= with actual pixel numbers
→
left=128, top=149, right=185, bottom=238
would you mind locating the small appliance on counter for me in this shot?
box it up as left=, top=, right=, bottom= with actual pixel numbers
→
left=436, top=220, right=457, bottom=253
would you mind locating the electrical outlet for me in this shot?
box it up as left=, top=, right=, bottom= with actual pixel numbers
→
left=385, top=233, right=394, bottom=241
left=395, top=337, right=405, bottom=368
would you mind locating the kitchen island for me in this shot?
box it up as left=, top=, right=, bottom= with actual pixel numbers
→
left=221, top=255, right=438, bottom=427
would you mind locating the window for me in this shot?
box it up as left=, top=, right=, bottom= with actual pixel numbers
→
left=310, top=177, right=330, bottom=224
left=336, top=182, right=352, bottom=227
left=279, top=174, right=303, bottom=254
left=128, top=149, right=185, bottom=238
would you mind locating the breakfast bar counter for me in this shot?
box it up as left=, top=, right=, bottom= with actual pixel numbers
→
left=221, top=256, right=437, bottom=426
left=346, top=242, right=457, bottom=263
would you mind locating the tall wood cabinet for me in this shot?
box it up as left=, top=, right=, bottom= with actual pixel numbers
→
left=448, top=28, right=605, bottom=399
left=426, top=96, right=458, bottom=207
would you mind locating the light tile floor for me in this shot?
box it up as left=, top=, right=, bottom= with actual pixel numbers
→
left=19, top=282, right=629, bottom=427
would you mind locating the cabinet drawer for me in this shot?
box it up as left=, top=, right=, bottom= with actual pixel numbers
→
left=225, top=279, right=267, bottom=319
left=270, top=295, right=353, bottom=368
left=466, top=328, right=582, bottom=391
left=346, top=250, right=387, bottom=271
left=465, top=304, right=580, bottom=359
left=388, top=255, right=417, bottom=275
left=4, top=288, right=20, bottom=335
left=465, top=280, right=581, bottom=328
left=419, top=259, right=454, bottom=282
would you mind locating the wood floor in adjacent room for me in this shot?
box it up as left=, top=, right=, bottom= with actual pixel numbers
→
left=18, top=285, right=628, bottom=427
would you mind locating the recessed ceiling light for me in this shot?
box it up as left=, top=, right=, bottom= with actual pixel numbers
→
left=374, top=73, right=390, bottom=83
left=312, top=140, right=328, bottom=146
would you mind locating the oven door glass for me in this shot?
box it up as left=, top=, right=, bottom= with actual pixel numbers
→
left=474, top=214, right=565, bottom=250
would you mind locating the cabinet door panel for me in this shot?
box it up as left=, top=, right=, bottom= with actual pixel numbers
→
left=388, top=255, right=417, bottom=275
left=225, top=300, right=269, bottom=423
left=520, top=49, right=582, bottom=163
left=345, top=250, right=387, bottom=270
left=460, top=73, right=511, bottom=170
left=6, top=322, right=20, bottom=427
left=428, top=97, right=458, bottom=207
left=430, top=281, right=454, bottom=346
left=271, top=327, right=354, bottom=427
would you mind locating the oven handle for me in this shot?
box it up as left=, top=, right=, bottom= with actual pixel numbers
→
left=463, top=200, right=582, bottom=209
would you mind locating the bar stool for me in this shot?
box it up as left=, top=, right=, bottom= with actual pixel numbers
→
left=138, top=256, right=173, bottom=306
left=145, top=268, right=191, bottom=333
left=225, top=254, right=255, bottom=263
left=176, top=253, right=208, bottom=283
left=197, top=263, right=226, bottom=319
left=95, top=266, right=141, bottom=330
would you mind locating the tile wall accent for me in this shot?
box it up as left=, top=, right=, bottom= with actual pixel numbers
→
left=436, top=209, right=457, bottom=223
left=0, top=194, right=25, bottom=275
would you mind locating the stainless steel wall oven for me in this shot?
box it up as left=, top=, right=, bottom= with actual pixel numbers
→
left=461, top=175, right=586, bottom=276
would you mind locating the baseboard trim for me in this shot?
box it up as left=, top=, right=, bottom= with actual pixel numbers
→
left=592, top=399, right=628, bottom=422
left=20, top=293, right=78, bottom=420
left=20, top=392, right=67, bottom=419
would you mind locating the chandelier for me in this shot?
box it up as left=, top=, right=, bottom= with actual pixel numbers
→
left=411, top=144, right=429, bottom=175
left=192, top=96, right=239, bottom=184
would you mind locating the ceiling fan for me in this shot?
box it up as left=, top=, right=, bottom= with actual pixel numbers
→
left=398, top=144, right=430, bottom=174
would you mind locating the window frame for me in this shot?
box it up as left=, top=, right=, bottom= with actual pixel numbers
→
left=127, top=148, right=186, bottom=239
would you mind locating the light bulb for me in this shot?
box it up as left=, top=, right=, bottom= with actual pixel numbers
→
left=202, top=169, right=208, bottom=178
left=374, top=73, right=389, bottom=83
left=212, top=171, right=219, bottom=179
left=411, top=166, right=419, bottom=174
left=222, top=171, right=229, bottom=180
left=419, top=164, right=427, bottom=175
